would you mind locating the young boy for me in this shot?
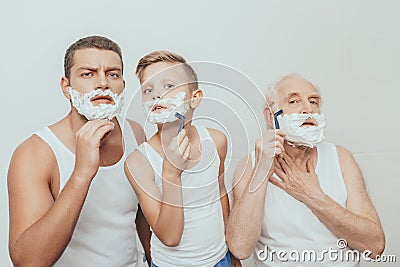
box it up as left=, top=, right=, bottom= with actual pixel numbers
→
left=124, top=51, right=239, bottom=266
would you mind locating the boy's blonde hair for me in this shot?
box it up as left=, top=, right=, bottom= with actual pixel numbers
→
left=136, top=50, right=198, bottom=90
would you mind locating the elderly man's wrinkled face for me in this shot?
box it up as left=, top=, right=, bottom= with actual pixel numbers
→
left=276, top=77, right=321, bottom=116
left=272, top=76, right=326, bottom=148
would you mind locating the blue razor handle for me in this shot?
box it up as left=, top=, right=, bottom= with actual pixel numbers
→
left=175, top=112, right=185, bottom=133
left=273, top=109, right=283, bottom=129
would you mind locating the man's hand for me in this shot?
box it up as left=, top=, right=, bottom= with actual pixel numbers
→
left=250, top=130, right=285, bottom=191
left=162, top=128, right=191, bottom=179
left=73, top=120, right=115, bottom=180
left=270, top=152, right=325, bottom=203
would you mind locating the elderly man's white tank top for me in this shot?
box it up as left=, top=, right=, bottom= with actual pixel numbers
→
left=251, top=141, right=359, bottom=267
left=136, top=124, right=227, bottom=267
left=34, top=116, right=140, bottom=267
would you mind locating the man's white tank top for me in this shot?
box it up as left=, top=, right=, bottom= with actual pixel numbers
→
left=136, top=124, right=227, bottom=267
left=34, top=117, right=140, bottom=267
left=251, top=141, right=359, bottom=267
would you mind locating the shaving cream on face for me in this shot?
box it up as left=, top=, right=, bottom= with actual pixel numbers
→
left=68, top=87, right=125, bottom=121
left=277, top=113, right=326, bottom=148
left=143, top=91, right=189, bottom=124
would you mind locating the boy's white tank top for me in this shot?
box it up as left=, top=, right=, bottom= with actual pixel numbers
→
left=34, top=116, right=140, bottom=267
left=251, top=141, right=359, bottom=267
left=136, top=124, right=227, bottom=267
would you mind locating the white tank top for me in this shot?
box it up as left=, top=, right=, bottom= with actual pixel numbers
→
left=34, top=117, right=140, bottom=267
left=136, top=124, right=227, bottom=267
left=251, top=141, right=359, bottom=267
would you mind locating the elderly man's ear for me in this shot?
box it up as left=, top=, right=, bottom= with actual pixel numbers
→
left=263, top=106, right=275, bottom=129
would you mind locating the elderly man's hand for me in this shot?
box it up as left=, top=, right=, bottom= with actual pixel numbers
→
left=269, top=152, right=325, bottom=203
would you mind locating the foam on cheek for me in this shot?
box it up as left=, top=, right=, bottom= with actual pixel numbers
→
left=143, top=91, right=189, bottom=124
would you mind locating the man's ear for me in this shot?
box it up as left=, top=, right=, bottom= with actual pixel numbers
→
left=263, top=106, right=274, bottom=129
left=60, top=76, right=71, bottom=99
left=190, top=89, right=203, bottom=108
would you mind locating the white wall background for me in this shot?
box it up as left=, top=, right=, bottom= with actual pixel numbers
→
left=1, top=0, right=399, bottom=266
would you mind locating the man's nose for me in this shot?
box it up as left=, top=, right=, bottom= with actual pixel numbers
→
left=301, top=101, right=313, bottom=114
left=96, top=73, right=110, bottom=90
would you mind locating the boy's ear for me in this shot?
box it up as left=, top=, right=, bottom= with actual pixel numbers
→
left=60, top=76, right=71, bottom=99
left=263, top=106, right=274, bottom=129
left=190, top=89, right=203, bottom=108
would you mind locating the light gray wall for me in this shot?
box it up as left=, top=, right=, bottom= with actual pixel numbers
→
left=1, top=1, right=399, bottom=266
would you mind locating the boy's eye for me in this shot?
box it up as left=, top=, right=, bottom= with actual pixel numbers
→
left=165, top=84, right=175, bottom=89
left=143, top=88, right=152, bottom=94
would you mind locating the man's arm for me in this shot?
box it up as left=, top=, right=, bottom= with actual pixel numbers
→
left=8, top=120, right=114, bottom=266
left=226, top=130, right=285, bottom=260
left=135, top=205, right=152, bottom=266
left=128, top=119, right=152, bottom=265
left=271, top=146, right=385, bottom=258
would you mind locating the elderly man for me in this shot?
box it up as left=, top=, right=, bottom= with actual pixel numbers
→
left=226, top=73, right=385, bottom=266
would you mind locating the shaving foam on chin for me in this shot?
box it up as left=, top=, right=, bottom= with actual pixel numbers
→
left=277, top=112, right=326, bottom=148
left=143, top=91, right=189, bottom=124
left=68, top=87, right=125, bottom=121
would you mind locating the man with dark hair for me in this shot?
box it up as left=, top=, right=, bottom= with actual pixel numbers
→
left=8, top=35, right=150, bottom=266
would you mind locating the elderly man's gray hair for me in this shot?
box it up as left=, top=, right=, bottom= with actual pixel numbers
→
left=264, top=73, right=321, bottom=111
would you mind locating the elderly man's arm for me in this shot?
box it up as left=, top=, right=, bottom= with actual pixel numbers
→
left=226, top=155, right=269, bottom=260
left=271, top=146, right=385, bottom=258
left=226, top=130, right=285, bottom=260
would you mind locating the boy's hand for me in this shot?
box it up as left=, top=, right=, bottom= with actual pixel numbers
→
left=162, top=128, right=191, bottom=179
left=73, top=120, right=115, bottom=181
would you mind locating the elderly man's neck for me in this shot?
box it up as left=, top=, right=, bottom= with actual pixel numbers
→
left=283, top=142, right=315, bottom=160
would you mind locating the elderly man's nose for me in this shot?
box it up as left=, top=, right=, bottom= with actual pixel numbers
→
left=301, top=102, right=313, bottom=114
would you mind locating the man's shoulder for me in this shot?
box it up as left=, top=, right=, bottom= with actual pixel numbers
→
left=8, top=134, right=56, bottom=183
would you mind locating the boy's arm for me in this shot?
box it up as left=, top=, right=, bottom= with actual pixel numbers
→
left=209, top=128, right=242, bottom=266
left=125, top=149, right=185, bottom=247
left=208, top=128, right=229, bottom=224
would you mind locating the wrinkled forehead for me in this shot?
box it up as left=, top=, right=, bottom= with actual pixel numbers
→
left=277, top=77, right=320, bottom=99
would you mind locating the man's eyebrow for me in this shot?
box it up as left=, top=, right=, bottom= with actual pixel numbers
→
left=284, top=92, right=300, bottom=101
left=76, top=66, right=98, bottom=72
left=309, top=94, right=321, bottom=99
left=106, top=67, right=122, bottom=72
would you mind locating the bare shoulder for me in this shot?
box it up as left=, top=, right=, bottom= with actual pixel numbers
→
left=124, top=149, right=154, bottom=183
left=8, top=135, right=58, bottom=247
left=126, top=118, right=146, bottom=145
left=207, top=128, right=227, bottom=145
left=207, top=128, right=227, bottom=158
left=8, top=135, right=56, bottom=184
left=335, top=145, right=361, bottom=178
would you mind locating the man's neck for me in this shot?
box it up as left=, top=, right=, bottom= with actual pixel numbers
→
left=283, top=141, right=315, bottom=161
